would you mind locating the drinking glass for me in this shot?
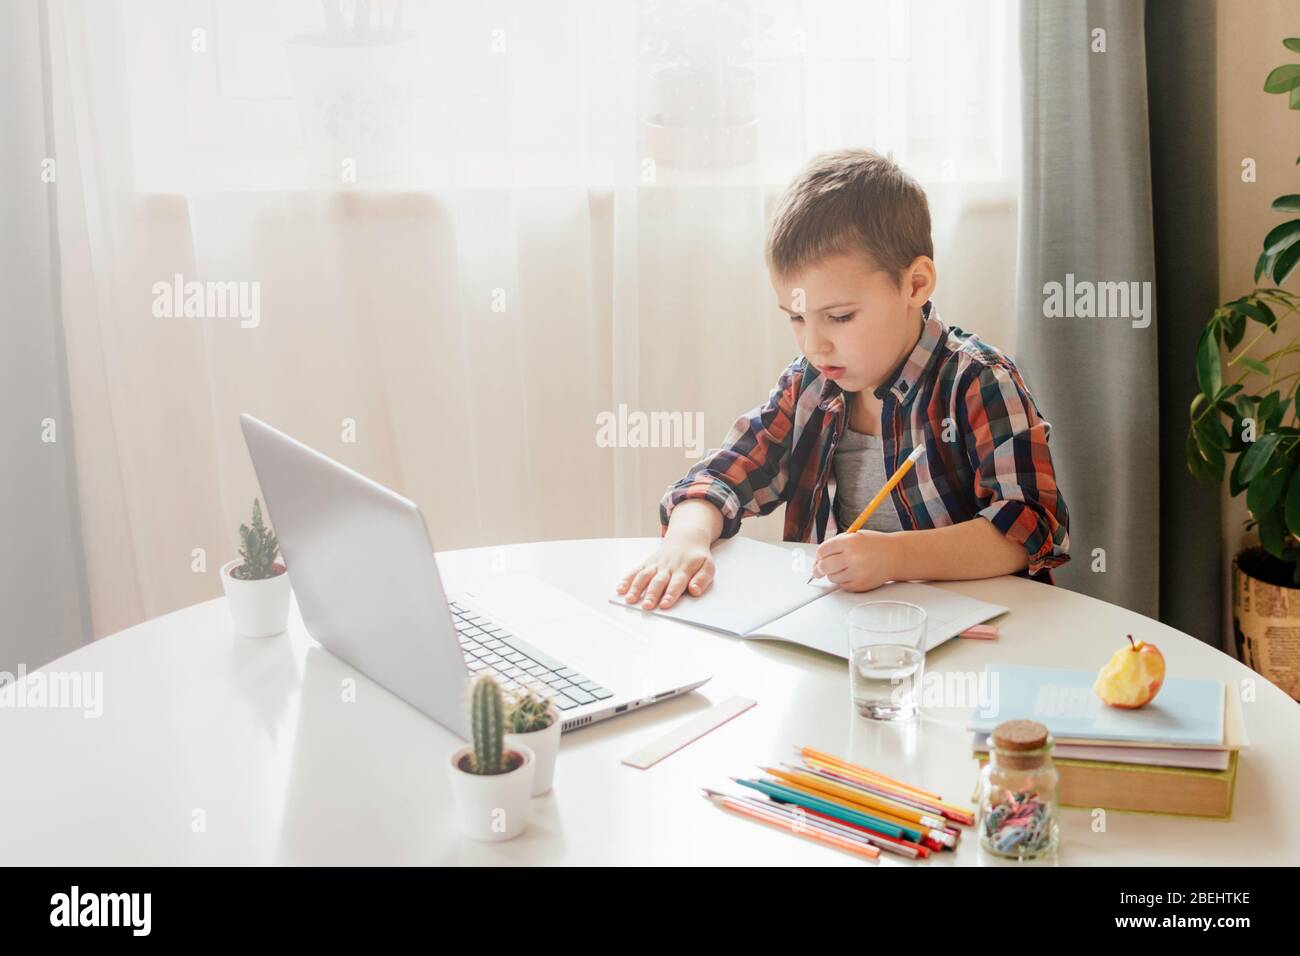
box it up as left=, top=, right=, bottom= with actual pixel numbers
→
left=847, top=601, right=927, bottom=720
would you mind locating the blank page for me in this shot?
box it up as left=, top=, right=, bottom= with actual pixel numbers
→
left=607, top=536, right=837, bottom=636
left=752, top=581, right=1009, bottom=658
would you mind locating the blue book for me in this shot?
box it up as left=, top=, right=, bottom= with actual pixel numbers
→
left=967, top=664, right=1225, bottom=746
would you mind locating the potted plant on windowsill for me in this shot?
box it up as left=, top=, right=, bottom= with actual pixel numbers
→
left=447, top=674, right=536, bottom=841
left=220, top=498, right=291, bottom=638
left=1186, top=37, right=1300, bottom=702
left=504, top=685, right=562, bottom=796
left=638, top=0, right=758, bottom=171
left=285, top=0, right=417, bottom=185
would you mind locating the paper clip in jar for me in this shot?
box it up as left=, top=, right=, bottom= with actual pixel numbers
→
left=977, top=719, right=1060, bottom=860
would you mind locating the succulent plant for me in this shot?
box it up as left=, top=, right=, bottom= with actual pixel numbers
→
left=507, top=685, right=557, bottom=734
left=232, top=498, right=283, bottom=580
left=467, top=674, right=516, bottom=775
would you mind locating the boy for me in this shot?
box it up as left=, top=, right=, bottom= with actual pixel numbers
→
left=617, top=149, right=1070, bottom=611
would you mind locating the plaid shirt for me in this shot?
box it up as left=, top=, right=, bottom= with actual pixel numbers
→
left=659, top=302, right=1070, bottom=584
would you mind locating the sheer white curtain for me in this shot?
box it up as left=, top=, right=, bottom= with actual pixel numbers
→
left=44, top=0, right=1020, bottom=639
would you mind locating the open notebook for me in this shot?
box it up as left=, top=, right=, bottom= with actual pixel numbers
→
left=609, top=536, right=1008, bottom=659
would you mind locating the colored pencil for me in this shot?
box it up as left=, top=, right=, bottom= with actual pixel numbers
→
left=797, top=745, right=945, bottom=801
left=735, top=777, right=923, bottom=843
left=716, top=792, right=915, bottom=858
left=781, top=764, right=962, bottom=834
left=797, top=747, right=976, bottom=825
left=765, top=766, right=958, bottom=848
left=804, top=759, right=974, bottom=826
left=727, top=790, right=928, bottom=859
left=702, top=790, right=881, bottom=860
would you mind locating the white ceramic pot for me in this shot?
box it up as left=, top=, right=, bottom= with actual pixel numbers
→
left=447, top=743, right=535, bottom=842
left=505, top=707, right=562, bottom=796
left=285, top=31, right=418, bottom=186
left=220, top=559, right=291, bottom=638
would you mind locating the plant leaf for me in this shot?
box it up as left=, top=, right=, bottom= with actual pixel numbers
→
left=1228, top=298, right=1276, bottom=326
left=1187, top=430, right=1220, bottom=484
left=1239, top=433, right=1282, bottom=485
left=1275, top=398, right=1293, bottom=430
left=1186, top=431, right=1210, bottom=482
left=1274, top=240, right=1300, bottom=286
left=1195, top=418, right=1229, bottom=458
left=1265, top=64, right=1300, bottom=94
left=1259, top=390, right=1280, bottom=426
left=1225, top=310, right=1247, bottom=349
left=1286, top=473, right=1300, bottom=543
left=1218, top=383, right=1245, bottom=401
left=1261, top=506, right=1286, bottom=558
left=1256, top=250, right=1276, bottom=284
left=1196, top=326, right=1222, bottom=399
left=1285, top=38, right=1300, bottom=53
left=1264, top=219, right=1300, bottom=255
left=1248, top=464, right=1287, bottom=516
left=1273, top=194, right=1300, bottom=212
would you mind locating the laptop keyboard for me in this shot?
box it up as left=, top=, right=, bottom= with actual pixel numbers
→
left=448, top=601, right=614, bottom=712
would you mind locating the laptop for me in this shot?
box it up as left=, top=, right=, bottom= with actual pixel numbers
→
left=239, top=414, right=711, bottom=737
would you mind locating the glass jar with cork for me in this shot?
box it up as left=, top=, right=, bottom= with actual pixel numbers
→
left=977, top=719, right=1060, bottom=860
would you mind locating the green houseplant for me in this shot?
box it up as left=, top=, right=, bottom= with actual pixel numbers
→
left=231, top=498, right=283, bottom=580
left=504, top=685, right=562, bottom=796
left=1187, top=37, right=1300, bottom=701
left=220, top=498, right=291, bottom=638
left=446, top=674, right=536, bottom=841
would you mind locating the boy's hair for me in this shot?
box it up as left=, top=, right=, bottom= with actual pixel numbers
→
left=765, top=148, right=933, bottom=286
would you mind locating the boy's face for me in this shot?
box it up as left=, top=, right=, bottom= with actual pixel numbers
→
left=771, top=251, right=935, bottom=394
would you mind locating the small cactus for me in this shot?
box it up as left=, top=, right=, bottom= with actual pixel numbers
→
left=468, top=674, right=512, bottom=774
left=507, top=685, right=556, bottom=734
left=232, top=498, right=283, bottom=580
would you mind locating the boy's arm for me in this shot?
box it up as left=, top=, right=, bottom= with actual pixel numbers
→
left=659, top=357, right=804, bottom=541
left=881, top=514, right=1029, bottom=582
left=949, top=361, right=1071, bottom=577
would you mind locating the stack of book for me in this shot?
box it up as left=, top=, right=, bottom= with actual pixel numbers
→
left=968, top=665, right=1247, bottom=819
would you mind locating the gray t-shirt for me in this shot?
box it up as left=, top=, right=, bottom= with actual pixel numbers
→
left=833, top=426, right=903, bottom=533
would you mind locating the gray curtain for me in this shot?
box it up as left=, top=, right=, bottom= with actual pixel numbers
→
left=1016, top=0, right=1222, bottom=643
left=0, top=0, right=92, bottom=671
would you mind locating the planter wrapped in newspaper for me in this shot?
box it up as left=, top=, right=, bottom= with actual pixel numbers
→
left=1232, top=548, right=1300, bottom=702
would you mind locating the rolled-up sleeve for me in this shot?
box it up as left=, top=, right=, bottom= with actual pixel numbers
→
left=659, top=357, right=802, bottom=540
left=959, top=362, right=1070, bottom=576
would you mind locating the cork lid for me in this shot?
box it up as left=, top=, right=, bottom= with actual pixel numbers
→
left=991, top=719, right=1050, bottom=752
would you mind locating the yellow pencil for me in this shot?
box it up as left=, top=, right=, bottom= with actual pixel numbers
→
left=799, top=746, right=944, bottom=801
left=807, top=445, right=925, bottom=582
left=765, top=766, right=957, bottom=845
left=800, top=750, right=975, bottom=824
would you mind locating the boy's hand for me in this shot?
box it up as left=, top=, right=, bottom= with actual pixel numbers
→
left=811, top=530, right=896, bottom=592
left=616, top=532, right=715, bottom=610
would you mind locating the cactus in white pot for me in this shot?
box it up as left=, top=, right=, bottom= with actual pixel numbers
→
left=447, top=674, right=536, bottom=841
left=505, top=685, right=562, bottom=796
left=220, top=499, right=291, bottom=637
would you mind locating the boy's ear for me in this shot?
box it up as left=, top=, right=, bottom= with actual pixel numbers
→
left=904, top=256, right=937, bottom=305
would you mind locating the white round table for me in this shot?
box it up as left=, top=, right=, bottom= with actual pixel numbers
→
left=2, top=537, right=1296, bottom=865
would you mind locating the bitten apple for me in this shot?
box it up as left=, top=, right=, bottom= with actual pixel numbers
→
left=1093, top=634, right=1165, bottom=708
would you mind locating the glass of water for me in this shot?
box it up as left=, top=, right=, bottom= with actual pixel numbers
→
left=848, top=601, right=927, bottom=720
